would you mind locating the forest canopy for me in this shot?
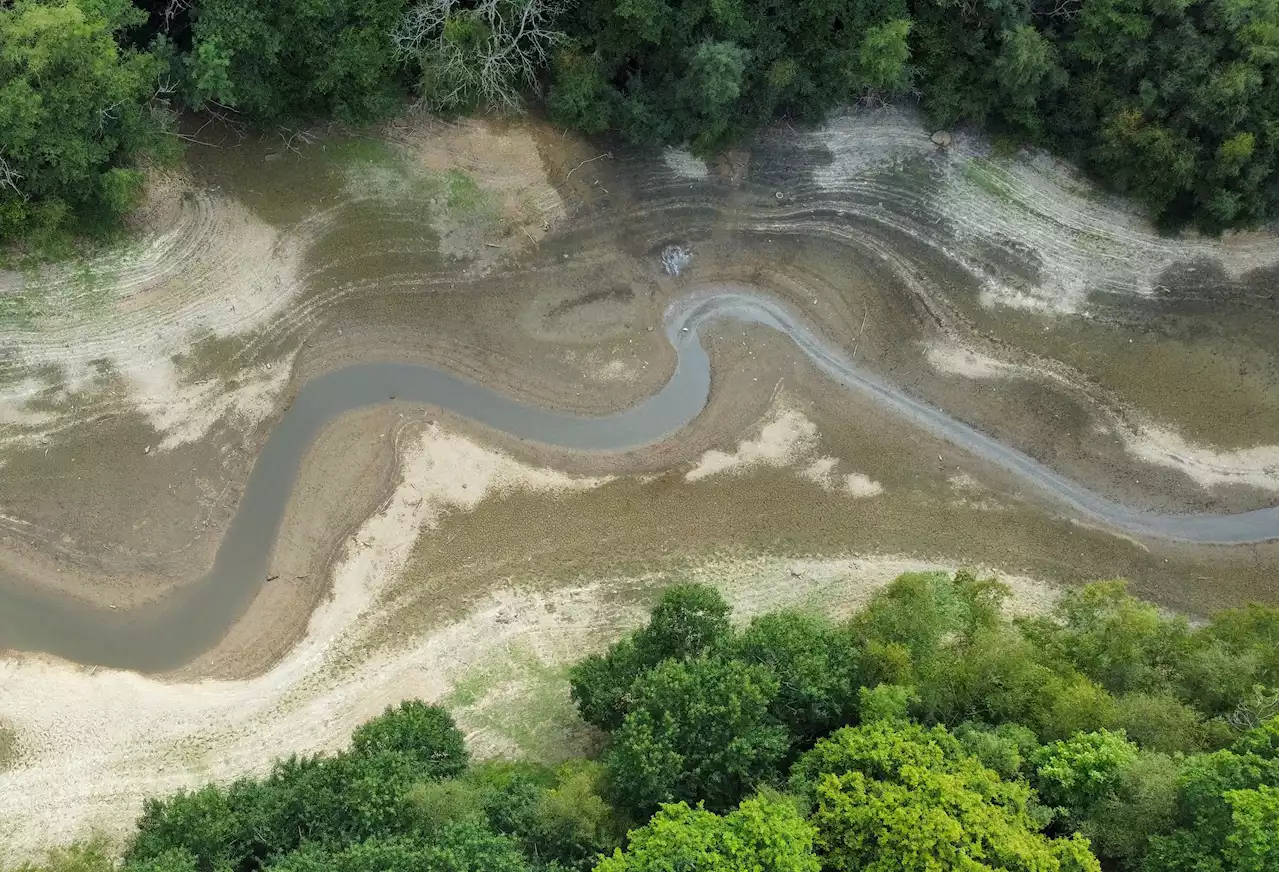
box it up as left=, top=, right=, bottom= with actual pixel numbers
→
left=0, top=0, right=1275, bottom=245
left=12, top=574, right=1279, bottom=872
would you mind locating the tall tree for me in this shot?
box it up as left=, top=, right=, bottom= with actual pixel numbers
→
left=0, top=0, right=170, bottom=244
left=183, top=0, right=411, bottom=124
left=595, top=793, right=820, bottom=872
left=604, top=656, right=789, bottom=814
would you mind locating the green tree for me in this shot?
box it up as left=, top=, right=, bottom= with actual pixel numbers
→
left=570, top=584, right=734, bottom=731
left=857, top=19, right=914, bottom=96
left=1112, top=693, right=1210, bottom=753
left=1079, top=751, right=1180, bottom=867
left=1222, top=786, right=1279, bottom=872
left=954, top=721, right=1041, bottom=781
left=0, top=0, right=171, bottom=244
left=679, top=40, right=750, bottom=152
left=604, top=656, right=789, bottom=814
left=1084, top=742, right=1280, bottom=872
left=851, top=572, right=1006, bottom=667
left=992, top=24, right=1065, bottom=128
left=406, top=778, right=490, bottom=834
left=269, top=828, right=532, bottom=872
left=127, top=783, right=245, bottom=872
left=184, top=0, right=411, bottom=124
left=1031, top=729, right=1139, bottom=824
left=1020, top=582, right=1192, bottom=698
left=734, top=610, right=859, bottom=744
left=479, top=760, right=623, bottom=871
left=594, top=793, right=820, bottom=872
left=794, top=722, right=1100, bottom=872
left=857, top=684, right=916, bottom=724
left=129, top=703, right=466, bottom=870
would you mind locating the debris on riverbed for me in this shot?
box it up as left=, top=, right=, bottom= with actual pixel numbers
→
left=662, top=245, right=692, bottom=276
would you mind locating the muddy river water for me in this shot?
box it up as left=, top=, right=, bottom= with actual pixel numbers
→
left=0, top=285, right=1273, bottom=672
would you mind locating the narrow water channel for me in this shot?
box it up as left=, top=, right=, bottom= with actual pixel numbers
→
left=0, top=286, right=1273, bottom=672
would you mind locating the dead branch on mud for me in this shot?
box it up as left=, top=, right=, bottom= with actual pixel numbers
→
left=278, top=127, right=318, bottom=156
left=565, top=152, right=612, bottom=180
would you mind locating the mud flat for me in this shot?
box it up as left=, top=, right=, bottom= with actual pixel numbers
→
left=0, top=109, right=1275, bottom=858
left=0, top=416, right=1072, bottom=861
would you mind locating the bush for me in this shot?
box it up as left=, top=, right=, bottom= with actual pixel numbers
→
left=350, top=700, right=468, bottom=780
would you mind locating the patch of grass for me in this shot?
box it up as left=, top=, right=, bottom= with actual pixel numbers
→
left=446, top=644, right=596, bottom=764
left=440, top=170, right=488, bottom=218
left=9, top=835, right=117, bottom=872
left=171, top=329, right=264, bottom=384
left=0, top=287, right=40, bottom=329
left=990, top=133, right=1023, bottom=159
left=885, top=154, right=940, bottom=193
left=0, top=255, right=117, bottom=330
left=331, top=137, right=404, bottom=168
left=0, top=722, right=20, bottom=771
left=961, top=158, right=1019, bottom=205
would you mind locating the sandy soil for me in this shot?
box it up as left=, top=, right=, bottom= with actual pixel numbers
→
left=808, top=110, right=1277, bottom=315
left=0, top=170, right=305, bottom=449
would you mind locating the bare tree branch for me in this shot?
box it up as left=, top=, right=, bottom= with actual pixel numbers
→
left=160, top=0, right=193, bottom=31
left=0, top=151, right=26, bottom=200
left=278, top=126, right=318, bottom=156
left=1227, top=687, right=1280, bottom=731
left=393, top=0, right=567, bottom=113
left=1033, top=0, right=1082, bottom=20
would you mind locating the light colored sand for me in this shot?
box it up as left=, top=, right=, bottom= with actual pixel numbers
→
left=1118, top=421, right=1278, bottom=491
left=663, top=148, right=710, bottom=180
left=587, top=357, right=643, bottom=384
left=811, top=109, right=1277, bottom=316
left=800, top=456, right=883, bottom=497
left=687, top=406, right=883, bottom=497
left=926, top=343, right=1020, bottom=380
left=686, top=406, right=819, bottom=481
left=924, top=339, right=1277, bottom=493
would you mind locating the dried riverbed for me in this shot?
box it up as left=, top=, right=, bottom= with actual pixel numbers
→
left=0, top=109, right=1275, bottom=860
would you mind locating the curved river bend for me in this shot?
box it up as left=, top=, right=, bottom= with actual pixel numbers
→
left=1, top=286, right=1274, bottom=671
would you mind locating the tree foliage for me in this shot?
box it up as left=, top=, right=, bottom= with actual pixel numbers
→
left=595, top=793, right=820, bottom=872
left=28, top=576, right=1276, bottom=872
left=548, top=0, right=1277, bottom=230
left=569, top=583, right=734, bottom=732
left=181, top=0, right=411, bottom=124
left=794, top=722, right=1100, bottom=872
left=604, top=656, right=789, bottom=814
left=0, top=0, right=171, bottom=244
